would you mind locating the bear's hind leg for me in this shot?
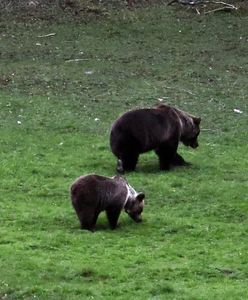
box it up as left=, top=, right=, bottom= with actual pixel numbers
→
left=106, top=207, right=122, bottom=229
left=78, top=208, right=99, bottom=232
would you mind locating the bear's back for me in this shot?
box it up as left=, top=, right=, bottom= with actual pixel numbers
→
left=71, top=174, right=127, bottom=209
left=111, top=107, right=181, bottom=152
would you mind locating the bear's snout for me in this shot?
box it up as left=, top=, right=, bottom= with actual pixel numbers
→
left=191, top=141, right=199, bottom=149
left=134, top=216, right=142, bottom=223
left=129, top=213, right=142, bottom=223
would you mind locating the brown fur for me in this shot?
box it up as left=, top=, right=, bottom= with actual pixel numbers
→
left=70, top=174, right=145, bottom=231
left=110, top=104, right=201, bottom=172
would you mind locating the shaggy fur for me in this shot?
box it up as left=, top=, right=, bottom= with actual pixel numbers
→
left=70, top=174, right=145, bottom=231
left=110, top=104, right=201, bottom=172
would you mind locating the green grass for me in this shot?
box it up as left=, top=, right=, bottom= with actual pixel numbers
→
left=0, top=6, right=248, bottom=299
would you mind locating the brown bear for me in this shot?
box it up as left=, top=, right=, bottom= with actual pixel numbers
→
left=110, top=104, right=201, bottom=173
left=70, top=174, right=145, bottom=231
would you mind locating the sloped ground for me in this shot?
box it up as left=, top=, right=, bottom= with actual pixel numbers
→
left=0, top=0, right=247, bottom=22
left=0, top=2, right=248, bottom=299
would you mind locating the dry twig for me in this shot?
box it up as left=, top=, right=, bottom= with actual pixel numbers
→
left=167, top=0, right=239, bottom=14
left=204, top=1, right=238, bottom=14
left=37, top=33, right=56, bottom=38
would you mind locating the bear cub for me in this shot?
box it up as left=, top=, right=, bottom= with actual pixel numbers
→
left=110, top=104, right=201, bottom=173
left=70, top=174, right=145, bottom=231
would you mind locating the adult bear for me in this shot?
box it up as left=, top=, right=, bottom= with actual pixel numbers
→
left=70, top=174, right=145, bottom=231
left=110, top=104, right=201, bottom=173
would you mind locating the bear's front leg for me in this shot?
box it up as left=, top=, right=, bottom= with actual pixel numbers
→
left=172, top=153, right=192, bottom=168
left=155, top=141, right=178, bottom=170
left=116, top=159, right=124, bottom=174
left=158, top=156, right=171, bottom=171
left=106, top=207, right=122, bottom=229
left=171, top=153, right=190, bottom=166
left=118, top=152, right=139, bottom=173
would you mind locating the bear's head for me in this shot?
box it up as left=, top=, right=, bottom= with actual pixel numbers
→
left=180, top=116, right=201, bottom=149
left=125, top=186, right=145, bottom=223
left=112, top=175, right=145, bottom=222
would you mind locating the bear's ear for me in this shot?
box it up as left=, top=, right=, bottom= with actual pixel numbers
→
left=156, top=104, right=167, bottom=110
left=136, top=193, right=145, bottom=202
left=193, top=117, right=201, bottom=125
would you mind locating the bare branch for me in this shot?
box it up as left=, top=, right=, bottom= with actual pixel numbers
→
left=167, top=0, right=239, bottom=12
left=210, top=1, right=238, bottom=9
left=205, top=4, right=237, bottom=14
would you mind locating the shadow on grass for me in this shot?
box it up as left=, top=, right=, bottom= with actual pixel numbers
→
left=12, top=210, right=146, bottom=234
left=72, top=218, right=146, bottom=233
left=129, top=161, right=200, bottom=174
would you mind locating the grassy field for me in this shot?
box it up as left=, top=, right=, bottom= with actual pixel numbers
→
left=0, top=4, right=248, bottom=299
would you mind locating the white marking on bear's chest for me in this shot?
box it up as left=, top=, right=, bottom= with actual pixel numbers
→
left=123, top=183, right=138, bottom=207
